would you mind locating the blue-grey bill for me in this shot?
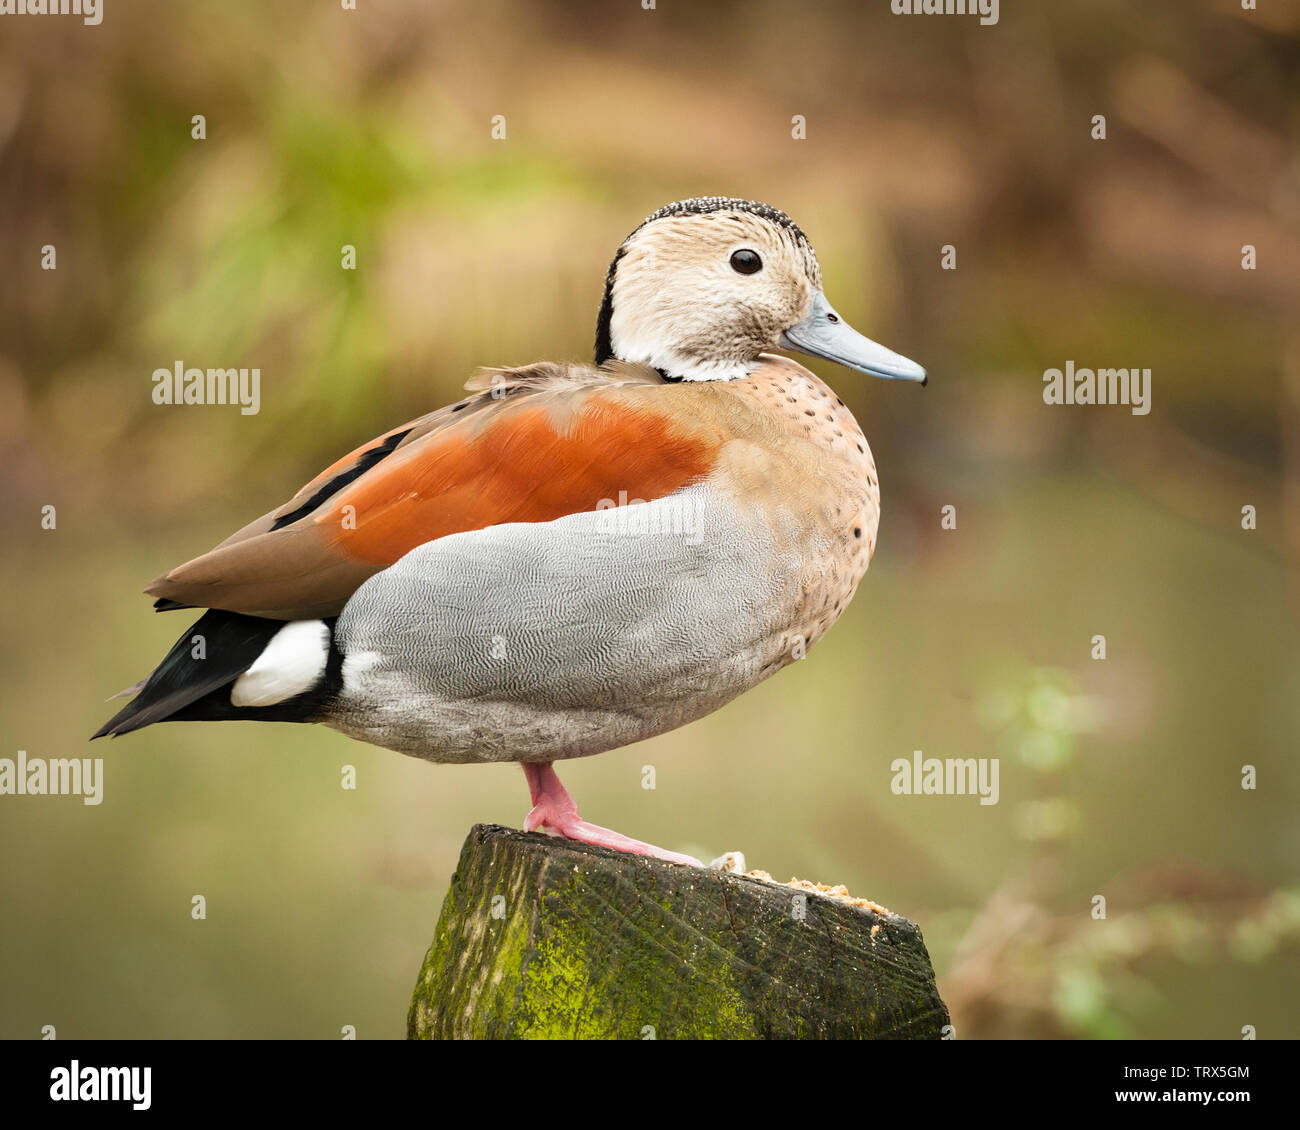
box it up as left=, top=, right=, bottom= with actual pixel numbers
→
left=781, top=292, right=927, bottom=385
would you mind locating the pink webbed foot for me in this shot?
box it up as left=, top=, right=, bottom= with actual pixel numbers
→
left=521, top=762, right=702, bottom=867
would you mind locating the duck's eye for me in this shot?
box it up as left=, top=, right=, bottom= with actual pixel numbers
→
left=729, top=249, right=762, bottom=275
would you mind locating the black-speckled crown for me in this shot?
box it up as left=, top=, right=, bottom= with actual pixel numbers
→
left=633, top=197, right=810, bottom=246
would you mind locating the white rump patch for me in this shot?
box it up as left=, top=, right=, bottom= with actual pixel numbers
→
left=231, top=620, right=330, bottom=708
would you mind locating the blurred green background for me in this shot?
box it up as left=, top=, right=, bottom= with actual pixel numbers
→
left=1, top=0, right=1298, bottom=1039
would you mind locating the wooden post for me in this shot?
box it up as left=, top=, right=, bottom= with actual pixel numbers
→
left=408, top=824, right=949, bottom=1040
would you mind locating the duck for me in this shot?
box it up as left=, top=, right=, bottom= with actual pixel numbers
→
left=93, top=197, right=926, bottom=867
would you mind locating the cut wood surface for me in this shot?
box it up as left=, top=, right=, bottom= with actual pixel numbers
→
left=409, top=824, right=950, bottom=1040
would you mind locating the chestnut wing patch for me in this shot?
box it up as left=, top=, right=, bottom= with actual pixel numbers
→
left=145, top=377, right=721, bottom=619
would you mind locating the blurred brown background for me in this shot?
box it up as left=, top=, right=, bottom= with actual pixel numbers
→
left=1, top=0, right=1297, bottom=1039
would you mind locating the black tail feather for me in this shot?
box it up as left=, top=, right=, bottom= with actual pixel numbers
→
left=92, top=610, right=286, bottom=739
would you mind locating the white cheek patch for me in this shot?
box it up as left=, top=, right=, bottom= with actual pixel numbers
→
left=611, top=307, right=753, bottom=383
left=231, top=620, right=330, bottom=707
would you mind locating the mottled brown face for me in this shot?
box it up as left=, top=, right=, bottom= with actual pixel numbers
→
left=602, top=204, right=824, bottom=383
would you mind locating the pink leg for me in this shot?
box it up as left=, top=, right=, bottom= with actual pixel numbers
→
left=521, top=762, right=702, bottom=867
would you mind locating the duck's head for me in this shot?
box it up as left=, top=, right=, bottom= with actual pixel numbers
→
left=595, top=196, right=926, bottom=386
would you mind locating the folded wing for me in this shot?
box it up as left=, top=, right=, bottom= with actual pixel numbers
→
left=146, top=363, right=724, bottom=619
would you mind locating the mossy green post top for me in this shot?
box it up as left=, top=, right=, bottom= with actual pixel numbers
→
left=409, top=825, right=950, bottom=1040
